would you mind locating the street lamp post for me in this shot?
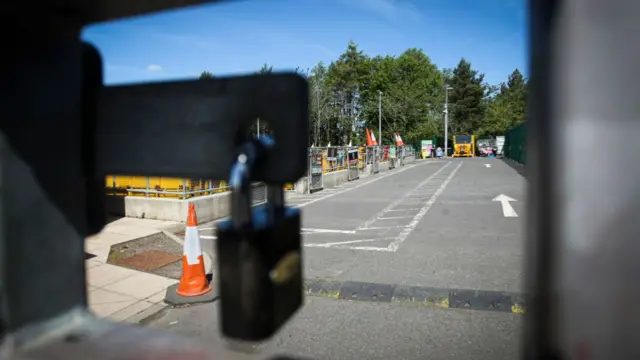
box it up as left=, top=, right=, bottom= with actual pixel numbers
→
left=444, top=86, right=452, bottom=157
left=378, top=91, right=382, bottom=145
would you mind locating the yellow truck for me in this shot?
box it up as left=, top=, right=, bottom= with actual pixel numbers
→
left=452, top=135, right=475, bottom=157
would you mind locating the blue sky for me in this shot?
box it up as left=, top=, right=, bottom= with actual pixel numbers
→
left=82, top=0, right=527, bottom=86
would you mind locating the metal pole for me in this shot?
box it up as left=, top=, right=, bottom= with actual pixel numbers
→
left=378, top=91, right=382, bottom=146
left=257, top=118, right=260, bottom=138
left=444, top=86, right=450, bottom=158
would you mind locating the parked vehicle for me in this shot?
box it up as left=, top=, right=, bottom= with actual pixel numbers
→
left=452, top=135, right=475, bottom=157
left=476, top=137, right=497, bottom=157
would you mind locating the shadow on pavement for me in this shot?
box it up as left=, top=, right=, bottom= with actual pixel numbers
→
left=501, top=158, right=526, bottom=178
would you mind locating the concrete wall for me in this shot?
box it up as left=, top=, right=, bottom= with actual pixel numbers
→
left=294, top=176, right=309, bottom=194
left=124, top=192, right=231, bottom=223
left=291, top=169, right=351, bottom=194
left=322, top=170, right=349, bottom=188
left=118, top=157, right=417, bottom=222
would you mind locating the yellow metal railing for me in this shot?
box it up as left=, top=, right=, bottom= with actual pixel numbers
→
left=105, top=146, right=400, bottom=198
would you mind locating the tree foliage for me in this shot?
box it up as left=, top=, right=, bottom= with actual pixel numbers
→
left=199, top=71, right=214, bottom=79
left=448, top=59, right=486, bottom=135
left=207, top=42, right=527, bottom=146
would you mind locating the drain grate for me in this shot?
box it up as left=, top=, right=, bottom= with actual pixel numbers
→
left=113, top=250, right=181, bottom=271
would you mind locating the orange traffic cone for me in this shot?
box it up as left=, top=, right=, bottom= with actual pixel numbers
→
left=176, top=204, right=212, bottom=297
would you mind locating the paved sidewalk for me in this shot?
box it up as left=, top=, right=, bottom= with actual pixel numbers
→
left=85, top=217, right=183, bottom=322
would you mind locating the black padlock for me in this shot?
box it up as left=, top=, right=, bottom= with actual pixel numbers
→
left=216, top=140, right=303, bottom=341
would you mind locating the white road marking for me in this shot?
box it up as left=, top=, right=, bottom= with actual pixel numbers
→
left=387, top=161, right=464, bottom=252
left=332, top=245, right=392, bottom=252
left=399, top=201, right=426, bottom=205
left=305, top=237, right=394, bottom=248
left=293, top=162, right=425, bottom=209
left=378, top=216, right=413, bottom=220
left=196, top=162, right=428, bottom=230
left=359, top=226, right=405, bottom=230
left=357, top=162, right=453, bottom=231
left=196, top=161, right=435, bottom=250
left=302, top=228, right=356, bottom=234
left=492, top=194, right=518, bottom=217
left=384, top=208, right=421, bottom=212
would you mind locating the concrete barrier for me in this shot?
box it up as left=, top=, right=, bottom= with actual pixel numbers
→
left=290, top=169, right=351, bottom=195
left=116, top=157, right=415, bottom=223
left=125, top=192, right=231, bottom=223
left=322, top=170, right=349, bottom=188
left=293, top=176, right=309, bottom=194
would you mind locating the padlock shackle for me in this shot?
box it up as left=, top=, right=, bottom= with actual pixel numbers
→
left=229, top=138, right=273, bottom=228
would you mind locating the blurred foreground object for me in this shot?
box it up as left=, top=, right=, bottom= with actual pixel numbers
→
left=1, top=0, right=307, bottom=359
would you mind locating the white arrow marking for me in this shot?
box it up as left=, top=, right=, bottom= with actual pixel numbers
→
left=484, top=164, right=491, bottom=168
left=492, top=194, right=518, bottom=217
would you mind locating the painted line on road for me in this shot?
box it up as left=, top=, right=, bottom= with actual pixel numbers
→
left=305, top=237, right=393, bottom=248
left=359, top=226, right=405, bottom=230
left=302, top=228, right=357, bottom=234
left=304, top=278, right=526, bottom=314
left=294, top=162, right=427, bottom=209
left=357, top=162, right=452, bottom=230
left=329, top=245, right=393, bottom=252
left=402, top=197, right=430, bottom=201
left=200, top=235, right=216, bottom=240
left=388, top=161, right=464, bottom=252
left=384, top=208, right=421, bottom=212
left=303, top=162, right=456, bottom=252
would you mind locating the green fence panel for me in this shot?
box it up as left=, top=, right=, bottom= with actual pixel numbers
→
left=504, top=123, right=527, bottom=165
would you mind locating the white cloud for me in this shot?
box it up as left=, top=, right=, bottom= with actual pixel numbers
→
left=147, top=64, right=163, bottom=72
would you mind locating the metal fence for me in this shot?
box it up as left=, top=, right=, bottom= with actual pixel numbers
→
left=105, top=175, right=266, bottom=203
left=106, top=144, right=415, bottom=198
left=504, top=123, right=527, bottom=165
left=308, top=147, right=324, bottom=192
left=347, top=147, right=360, bottom=180
left=372, top=146, right=380, bottom=174
left=358, top=146, right=383, bottom=174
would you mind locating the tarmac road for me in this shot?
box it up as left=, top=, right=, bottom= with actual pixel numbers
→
left=150, top=158, right=526, bottom=360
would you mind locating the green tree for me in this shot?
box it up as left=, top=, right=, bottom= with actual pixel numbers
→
left=199, top=71, right=215, bottom=79
left=249, top=64, right=275, bottom=137
left=357, top=49, right=442, bottom=145
left=325, top=41, right=371, bottom=145
left=482, top=69, right=528, bottom=136
left=448, top=58, right=486, bottom=135
left=201, top=48, right=527, bottom=147
left=308, top=62, right=331, bottom=146
left=503, top=68, right=527, bottom=125
left=258, top=63, right=273, bottom=74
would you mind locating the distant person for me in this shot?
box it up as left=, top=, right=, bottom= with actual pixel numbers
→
left=436, top=147, right=443, bottom=158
